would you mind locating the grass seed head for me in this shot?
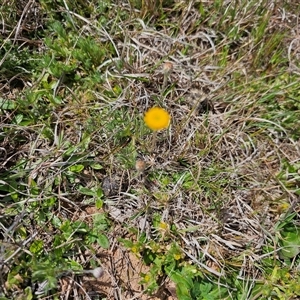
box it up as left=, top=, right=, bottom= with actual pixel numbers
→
left=135, top=159, right=146, bottom=172
left=163, top=61, right=173, bottom=74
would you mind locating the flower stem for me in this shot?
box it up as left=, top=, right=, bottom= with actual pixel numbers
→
left=150, top=131, right=158, bottom=153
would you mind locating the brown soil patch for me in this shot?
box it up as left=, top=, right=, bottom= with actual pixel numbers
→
left=62, top=206, right=177, bottom=299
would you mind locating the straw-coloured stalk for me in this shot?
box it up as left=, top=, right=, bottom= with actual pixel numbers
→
left=162, top=61, right=173, bottom=92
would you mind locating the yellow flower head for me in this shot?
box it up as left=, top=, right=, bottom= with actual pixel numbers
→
left=144, top=107, right=170, bottom=131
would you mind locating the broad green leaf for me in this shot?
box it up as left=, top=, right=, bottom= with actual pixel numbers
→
left=69, top=164, right=84, bottom=173
left=30, top=240, right=44, bottom=254
left=24, top=286, right=33, bottom=300
left=97, top=234, right=110, bottom=249
left=90, top=163, right=103, bottom=170
left=95, top=199, right=103, bottom=209
left=67, top=259, right=83, bottom=271
left=93, top=213, right=109, bottom=231
left=52, top=215, right=62, bottom=228
left=0, top=98, right=16, bottom=110
left=13, top=114, right=23, bottom=124
left=78, top=186, right=96, bottom=196
left=176, top=282, right=192, bottom=300
left=167, top=269, right=193, bottom=300
left=280, top=231, right=300, bottom=258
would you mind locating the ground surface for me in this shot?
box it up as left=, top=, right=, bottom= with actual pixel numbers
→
left=1, top=0, right=300, bottom=299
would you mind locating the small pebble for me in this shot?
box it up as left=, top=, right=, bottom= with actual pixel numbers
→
left=91, top=267, right=104, bottom=278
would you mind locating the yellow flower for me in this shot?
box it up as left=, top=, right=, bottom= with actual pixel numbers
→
left=159, top=222, right=168, bottom=230
left=131, top=245, right=139, bottom=254
left=144, top=107, right=170, bottom=131
left=173, top=253, right=182, bottom=261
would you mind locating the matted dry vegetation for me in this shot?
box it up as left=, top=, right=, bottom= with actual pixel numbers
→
left=1, top=0, right=300, bottom=299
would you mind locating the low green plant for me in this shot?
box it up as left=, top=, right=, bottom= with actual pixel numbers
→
left=4, top=210, right=110, bottom=296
